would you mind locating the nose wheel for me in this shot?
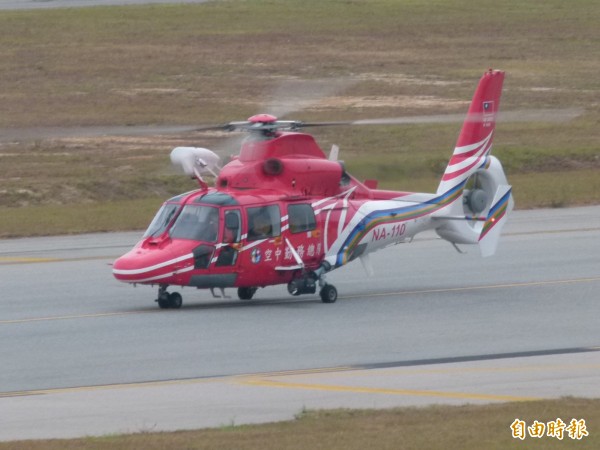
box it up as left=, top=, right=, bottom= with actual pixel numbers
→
left=157, top=285, right=183, bottom=309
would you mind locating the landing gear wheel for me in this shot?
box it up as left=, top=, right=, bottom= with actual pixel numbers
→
left=157, top=284, right=171, bottom=309
left=320, top=284, right=337, bottom=303
left=157, top=290, right=182, bottom=309
left=238, top=287, right=257, bottom=300
left=158, top=296, right=170, bottom=309
left=168, top=292, right=183, bottom=309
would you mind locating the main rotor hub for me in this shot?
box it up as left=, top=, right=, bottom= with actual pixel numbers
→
left=215, top=114, right=312, bottom=135
left=247, top=114, right=278, bottom=124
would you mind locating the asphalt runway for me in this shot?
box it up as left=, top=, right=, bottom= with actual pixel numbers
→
left=1, top=206, right=600, bottom=440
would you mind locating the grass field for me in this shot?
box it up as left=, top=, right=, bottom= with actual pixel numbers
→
left=2, top=398, right=598, bottom=449
left=0, top=0, right=599, bottom=237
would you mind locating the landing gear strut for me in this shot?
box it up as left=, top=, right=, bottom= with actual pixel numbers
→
left=156, top=284, right=183, bottom=309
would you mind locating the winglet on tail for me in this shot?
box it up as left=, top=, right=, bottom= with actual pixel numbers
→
left=478, top=184, right=514, bottom=257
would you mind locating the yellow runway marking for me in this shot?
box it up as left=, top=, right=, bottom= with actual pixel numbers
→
left=239, top=378, right=539, bottom=402
left=0, top=367, right=354, bottom=398
left=0, top=377, right=222, bottom=398
left=244, top=367, right=355, bottom=378
left=286, top=362, right=600, bottom=380
left=4, top=358, right=593, bottom=402
left=0, top=255, right=115, bottom=265
left=0, top=310, right=157, bottom=325
left=0, top=256, right=62, bottom=264
left=0, top=373, right=538, bottom=403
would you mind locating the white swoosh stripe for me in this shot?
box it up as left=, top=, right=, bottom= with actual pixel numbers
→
left=127, top=265, right=195, bottom=283
left=112, top=253, right=194, bottom=276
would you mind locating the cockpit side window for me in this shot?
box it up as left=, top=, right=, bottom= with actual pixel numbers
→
left=170, top=205, right=219, bottom=242
left=247, top=205, right=281, bottom=241
left=143, top=203, right=180, bottom=238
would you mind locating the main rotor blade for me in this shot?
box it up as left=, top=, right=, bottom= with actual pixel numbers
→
left=194, top=124, right=233, bottom=132
left=189, top=107, right=584, bottom=136
left=299, top=107, right=583, bottom=128
left=497, top=107, right=583, bottom=123
left=298, top=115, right=465, bottom=128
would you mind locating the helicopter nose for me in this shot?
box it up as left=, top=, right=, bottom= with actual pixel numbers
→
left=112, top=243, right=196, bottom=284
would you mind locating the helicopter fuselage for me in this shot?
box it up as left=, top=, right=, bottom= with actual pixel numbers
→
left=112, top=70, right=513, bottom=307
left=112, top=131, right=449, bottom=290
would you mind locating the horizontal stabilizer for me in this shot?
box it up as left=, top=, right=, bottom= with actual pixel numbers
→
left=433, top=215, right=487, bottom=222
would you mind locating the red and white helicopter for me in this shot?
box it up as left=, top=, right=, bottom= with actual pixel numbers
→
left=113, top=69, right=513, bottom=308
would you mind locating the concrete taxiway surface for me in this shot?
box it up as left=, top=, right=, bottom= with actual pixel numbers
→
left=1, top=206, right=599, bottom=440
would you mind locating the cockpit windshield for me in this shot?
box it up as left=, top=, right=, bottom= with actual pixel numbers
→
left=170, top=205, right=219, bottom=242
left=143, top=203, right=180, bottom=238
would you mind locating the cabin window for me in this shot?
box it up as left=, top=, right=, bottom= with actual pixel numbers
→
left=143, top=203, right=180, bottom=238
left=170, top=205, right=219, bottom=242
left=288, top=204, right=316, bottom=233
left=223, top=210, right=241, bottom=243
left=247, top=205, right=281, bottom=241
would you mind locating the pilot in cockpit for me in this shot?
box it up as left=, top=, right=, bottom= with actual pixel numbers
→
left=248, top=209, right=272, bottom=240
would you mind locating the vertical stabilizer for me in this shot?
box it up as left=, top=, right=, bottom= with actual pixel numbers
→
left=437, top=70, right=505, bottom=195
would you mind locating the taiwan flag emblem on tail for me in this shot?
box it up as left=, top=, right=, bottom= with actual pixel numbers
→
left=483, top=101, right=494, bottom=114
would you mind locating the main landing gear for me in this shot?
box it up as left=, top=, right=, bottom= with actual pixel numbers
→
left=287, top=261, right=338, bottom=303
left=156, top=284, right=182, bottom=309
left=287, top=277, right=338, bottom=303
